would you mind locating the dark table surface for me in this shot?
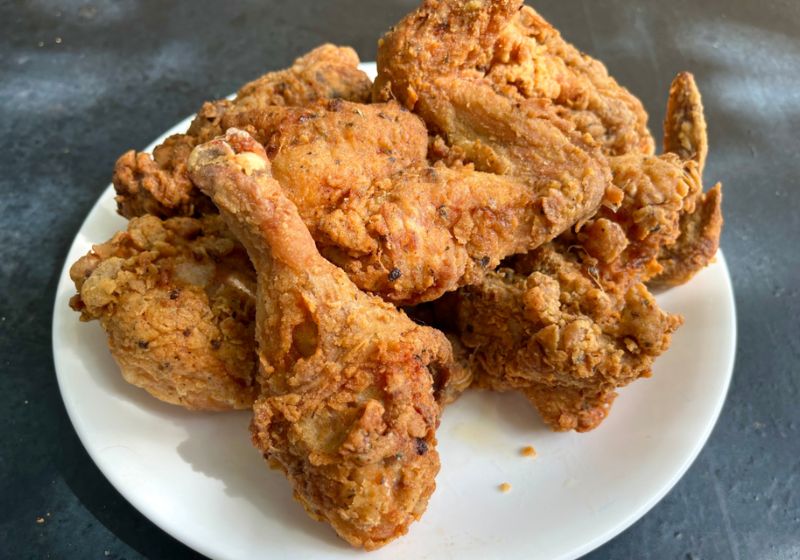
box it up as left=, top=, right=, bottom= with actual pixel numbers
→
left=2, top=0, right=798, bottom=558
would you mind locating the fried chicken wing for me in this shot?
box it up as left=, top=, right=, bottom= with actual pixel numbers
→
left=440, top=74, right=719, bottom=431
left=652, top=73, right=723, bottom=287
left=375, top=0, right=654, bottom=156
left=187, top=129, right=454, bottom=549
left=650, top=183, right=723, bottom=288
left=114, top=44, right=372, bottom=219
left=69, top=214, right=257, bottom=410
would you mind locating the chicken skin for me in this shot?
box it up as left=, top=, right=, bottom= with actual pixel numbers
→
left=187, top=129, right=455, bottom=549
left=69, top=214, right=257, bottom=410
left=375, top=0, right=654, bottom=157
left=114, top=44, right=372, bottom=219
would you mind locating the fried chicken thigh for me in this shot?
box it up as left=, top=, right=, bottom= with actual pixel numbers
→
left=375, top=0, right=654, bottom=157
left=114, top=44, right=372, bottom=219
left=187, top=129, right=455, bottom=549
left=69, top=214, right=257, bottom=410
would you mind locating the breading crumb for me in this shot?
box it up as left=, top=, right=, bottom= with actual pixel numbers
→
left=498, top=482, right=512, bottom=493
left=521, top=445, right=537, bottom=458
left=36, top=517, right=45, bottom=524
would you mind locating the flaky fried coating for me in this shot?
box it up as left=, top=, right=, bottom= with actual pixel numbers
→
left=69, top=214, right=257, bottom=410
left=652, top=73, right=723, bottom=287
left=445, top=248, right=682, bottom=432
left=114, top=44, right=372, bottom=219
left=440, top=74, right=721, bottom=431
left=188, top=129, right=456, bottom=550
left=650, top=184, right=723, bottom=288
left=575, top=72, right=721, bottom=291
left=375, top=0, right=653, bottom=156
left=208, top=98, right=604, bottom=305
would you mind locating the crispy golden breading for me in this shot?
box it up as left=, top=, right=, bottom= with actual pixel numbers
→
left=440, top=74, right=719, bottom=431
left=221, top=98, right=604, bottom=304
left=663, top=72, right=708, bottom=173
left=446, top=249, right=682, bottom=432
left=652, top=72, right=723, bottom=287
left=188, top=129, right=455, bottom=550
left=650, top=184, right=723, bottom=288
left=114, top=45, right=372, bottom=219
left=375, top=0, right=654, bottom=156
left=69, top=214, right=257, bottom=411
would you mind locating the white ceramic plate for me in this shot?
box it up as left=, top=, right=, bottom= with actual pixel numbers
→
left=52, top=62, right=736, bottom=560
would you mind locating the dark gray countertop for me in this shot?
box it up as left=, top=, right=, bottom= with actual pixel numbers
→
left=1, top=1, right=798, bottom=558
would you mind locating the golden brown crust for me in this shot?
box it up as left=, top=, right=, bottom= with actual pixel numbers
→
left=113, top=45, right=372, bottom=219
left=448, top=250, right=682, bottom=432
left=663, top=72, right=708, bottom=173
left=650, top=184, right=723, bottom=288
left=375, top=0, right=653, bottom=156
left=437, top=72, right=714, bottom=431
left=653, top=73, right=722, bottom=286
left=188, top=129, right=454, bottom=549
left=227, top=98, right=604, bottom=305
left=69, top=214, right=257, bottom=410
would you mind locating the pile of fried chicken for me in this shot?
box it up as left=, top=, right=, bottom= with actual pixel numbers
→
left=68, top=0, right=722, bottom=550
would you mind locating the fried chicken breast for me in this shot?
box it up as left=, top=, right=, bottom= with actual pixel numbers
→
left=188, top=129, right=455, bottom=549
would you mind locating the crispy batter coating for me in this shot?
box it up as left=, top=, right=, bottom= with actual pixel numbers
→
left=226, top=98, right=603, bottom=304
left=651, top=184, right=723, bottom=288
left=114, top=45, right=372, bottom=219
left=653, top=72, right=723, bottom=286
left=446, top=248, right=682, bottom=432
left=187, top=129, right=456, bottom=549
left=69, top=215, right=257, bottom=410
left=375, top=0, right=653, bottom=156
left=440, top=74, right=718, bottom=431
left=663, top=72, right=708, bottom=173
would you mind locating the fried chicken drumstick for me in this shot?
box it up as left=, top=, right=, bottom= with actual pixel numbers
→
left=187, top=129, right=455, bottom=549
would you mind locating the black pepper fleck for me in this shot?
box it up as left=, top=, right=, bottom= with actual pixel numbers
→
left=415, top=438, right=428, bottom=455
left=169, top=289, right=180, bottom=300
left=388, top=268, right=402, bottom=281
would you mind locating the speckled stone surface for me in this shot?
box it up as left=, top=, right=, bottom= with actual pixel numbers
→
left=1, top=1, right=798, bottom=558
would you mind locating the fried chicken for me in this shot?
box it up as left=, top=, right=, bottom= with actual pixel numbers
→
left=445, top=250, right=682, bottom=432
left=652, top=73, right=723, bottom=287
left=69, top=214, right=257, bottom=411
left=187, top=129, right=455, bottom=549
left=114, top=44, right=372, bottom=219
left=375, top=0, right=654, bottom=156
left=440, top=73, right=720, bottom=431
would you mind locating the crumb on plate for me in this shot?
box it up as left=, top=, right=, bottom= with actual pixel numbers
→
left=521, top=445, right=537, bottom=457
